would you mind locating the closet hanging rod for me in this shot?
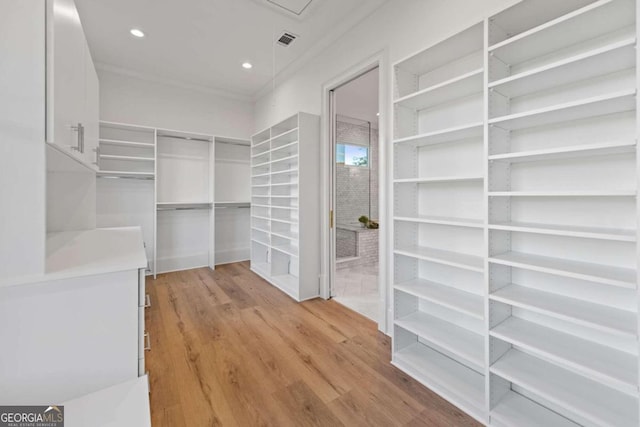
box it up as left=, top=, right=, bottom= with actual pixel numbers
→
left=215, top=139, right=251, bottom=147
left=98, top=175, right=155, bottom=181
left=157, top=134, right=212, bottom=143
left=215, top=202, right=250, bottom=208
left=157, top=207, right=211, bottom=211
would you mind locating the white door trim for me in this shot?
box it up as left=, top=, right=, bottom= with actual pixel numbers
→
left=319, top=48, right=391, bottom=334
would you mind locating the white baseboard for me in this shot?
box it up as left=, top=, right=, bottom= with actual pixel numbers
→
left=156, top=253, right=209, bottom=274
left=215, top=248, right=250, bottom=265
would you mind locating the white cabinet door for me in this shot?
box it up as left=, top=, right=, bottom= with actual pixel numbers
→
left=83, top=39, right=99, bottom=170
left=51, top=0, right=85, bottom=158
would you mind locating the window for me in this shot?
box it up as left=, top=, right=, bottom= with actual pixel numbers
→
left=336, top=143, right=368, bottom=167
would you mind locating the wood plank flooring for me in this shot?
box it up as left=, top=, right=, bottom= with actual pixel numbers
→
left=145, top=262, right=482, bottom=427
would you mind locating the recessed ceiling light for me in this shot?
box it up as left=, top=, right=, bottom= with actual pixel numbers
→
left=130, top=29, right=145, bottom=38
left=242, top=62, right=253, bottom=69
left=376, top=112, right=380, bottom=116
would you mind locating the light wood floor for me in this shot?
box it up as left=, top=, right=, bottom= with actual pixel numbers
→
left=145, top=262, right=481, bottom=427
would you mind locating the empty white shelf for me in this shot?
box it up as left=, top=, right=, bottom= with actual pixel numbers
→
left=271, top=243, right=298, bottom=257
left=395, top=215, right=483, bottom=229
left=395, top=244, right=484, bottom=272
left=271, top=230, right=298, bottom=241
left=270, top=168, right=298, bottom=176
left=489, top=221, right=636, bottom=242
left=395, top=69, right=484, bottom=110
left=488, top=0, right=635, bottom=65
left=393, top=343, right=485, bottom=422
left=270, top=154, right=298, bottom=165
left=490, top=285, right=637, bottom=338
left=491, top=317, right=638, bottom=395
left=488, top=140, right=636, bottom=163
left=393, top=122, right=483, bottom=147
left=99, top=139, right=154, bottom=148
left=270, top=218, right=297, bottom=225
left=251, top=172, right=270, bottom=178
left=396, top=311, right=484, bottom=372
left=489, top=251, right=636, bottom=289
left=489, top=90, right=636, bottom=130
left=251, top=236, right=269, bottom=246
left=491, top=349, right=638, bottom=427
left=492, top=391, right=581, bottom=427
left=395, top=278, right=483, bottom=319
left=251, top=262, right=270, bottom=277
left=271, top=274, right=299, bottom=298
left=489, top=38, right=636, bottom=97
left=394, top=175, right=483, bottom=184
left=269, top=141, right=297, bottom=155
left=251, top=226, right=270, bottom=234
left=251, top=151, right=270, bottom=159
left=100, top=154, right=154, bottom=162
left=270, top=127, right=298, bottom=142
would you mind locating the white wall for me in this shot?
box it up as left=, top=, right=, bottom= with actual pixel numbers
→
left=253, top=0, right=520, bottom=129
left=99, top=69, right=254, bottom=139
left=0, top=0, right=46, bottom=281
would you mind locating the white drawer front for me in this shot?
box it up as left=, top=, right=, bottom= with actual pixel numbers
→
left=138, top=357, right=145, bottom=377
left=138, top=269, right=146, bottom=307
left=138, top=308, right=146, bottom=357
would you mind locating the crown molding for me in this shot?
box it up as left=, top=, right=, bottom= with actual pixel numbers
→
left=95, top=62, right=253, bottom=102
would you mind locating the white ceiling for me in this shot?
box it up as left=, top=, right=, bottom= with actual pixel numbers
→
left=75, top=0, right=387, bottom=99
left=335, top=67, right=379, bottom=126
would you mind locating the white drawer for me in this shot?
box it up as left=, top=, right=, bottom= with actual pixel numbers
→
left=138, top=357, right=145, bottom=377
left=138, top=269, right=146, bottom=307
left=138, top=308, right=146, bottom=358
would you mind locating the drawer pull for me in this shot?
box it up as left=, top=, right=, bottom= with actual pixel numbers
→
left=144, top=331, right=151, bottom=351
left=144, top=294, right=151, bottom=308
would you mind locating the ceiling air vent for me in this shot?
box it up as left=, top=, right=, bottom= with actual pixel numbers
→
left=277, top=32, right=297, bottom=47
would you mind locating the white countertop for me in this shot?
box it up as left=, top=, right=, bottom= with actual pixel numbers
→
left=62, top=376, right=151, bottom=427
left=0, top=227, right=147, bottom=289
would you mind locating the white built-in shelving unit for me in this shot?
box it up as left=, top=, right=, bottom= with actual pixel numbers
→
left=97, top=122, right=156, bottom=273
left=392, top=1, right=640, bottom=425
left=155, top=129, right=214, bottom=274
left=250, top=112, right=320, bottom=301
left=97, top=121, right=249, bottom=277
left=392, top=21, right=487, bottom=421
left=214, top=137, right=251, bottom=265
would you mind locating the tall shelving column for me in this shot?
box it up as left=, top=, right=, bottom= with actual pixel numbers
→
left=250, top=127, right=272, bottom=277
left=155, top=129, right=214, bottom=275
left=250, top=113, right=320, bottom=302
left=96, top=121, right=156, bottom=274
left=391, top=23, right=487, bottom=423
left=485, top=0, right=639, bottom=425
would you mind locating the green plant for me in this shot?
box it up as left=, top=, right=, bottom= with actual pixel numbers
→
left=358, top=215, right=379, bottom=229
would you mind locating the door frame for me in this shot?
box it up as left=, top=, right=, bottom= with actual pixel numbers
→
left=319, top=49, right=391, bottom=334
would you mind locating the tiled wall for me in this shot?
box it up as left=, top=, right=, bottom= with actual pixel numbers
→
left=336, top=227, right=379, bottom=269
left=337, top=228, right=357, bottom=258
left=336, top=120, right=379, bottom=226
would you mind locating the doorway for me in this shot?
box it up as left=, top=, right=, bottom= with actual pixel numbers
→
left=329, top=67, right=380, bottom=322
